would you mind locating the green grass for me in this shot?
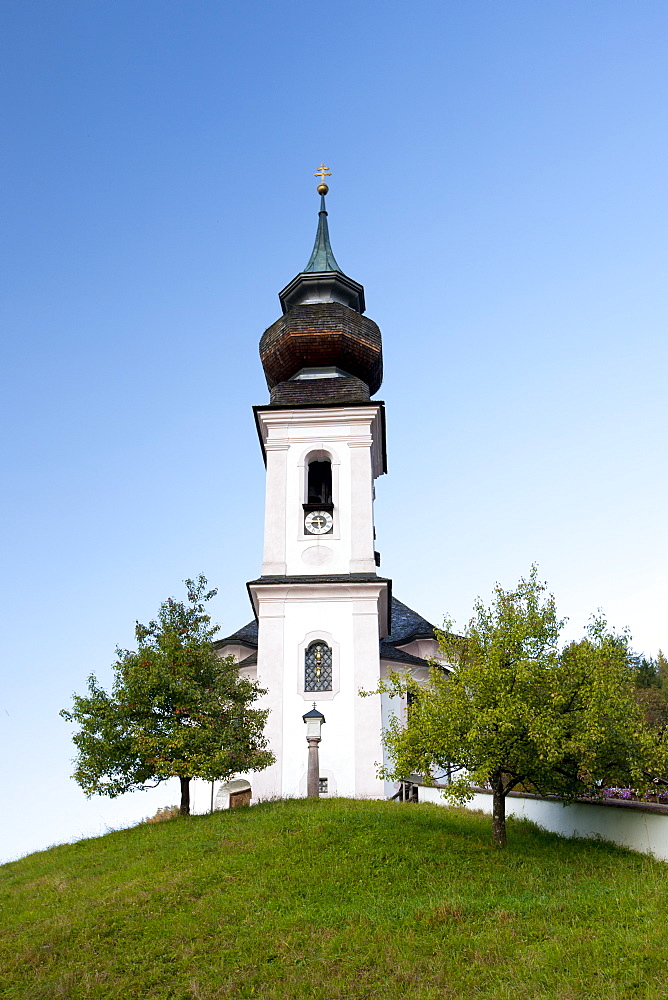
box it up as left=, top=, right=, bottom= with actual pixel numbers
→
left=2, top=798, right=667, bottom=999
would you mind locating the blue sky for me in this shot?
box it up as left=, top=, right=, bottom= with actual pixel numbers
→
left=2, top=1, right=667, bottom=862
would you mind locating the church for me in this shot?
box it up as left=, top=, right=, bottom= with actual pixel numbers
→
left=195, top=168, right=446, bottom=810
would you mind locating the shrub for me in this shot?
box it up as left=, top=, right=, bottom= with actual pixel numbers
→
left=144, top=805, right=180, bottom=823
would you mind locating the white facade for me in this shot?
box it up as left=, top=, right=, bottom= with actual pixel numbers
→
left=186, top=399, right=446, bottom=813
left=250, top=404, right=389, bottom=801
left=256, top=404, right=384, bottom=578
left=186, top=400, right=448, bottom=813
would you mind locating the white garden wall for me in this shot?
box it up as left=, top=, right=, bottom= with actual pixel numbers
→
left=418, top=785, right=668, bottom=861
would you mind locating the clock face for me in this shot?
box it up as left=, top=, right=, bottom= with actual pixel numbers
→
left=305, top=510, right=333, bottom=535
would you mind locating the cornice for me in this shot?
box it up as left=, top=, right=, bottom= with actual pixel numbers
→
left=253, top=403, right=387, bottom=474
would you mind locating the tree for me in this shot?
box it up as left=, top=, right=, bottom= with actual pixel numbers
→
left=61, top=576, right=274, bottom=814
left=376, top=568, right=666, bottom=847
left=633, top=650, right=668, bottom=732
left=634, top=654, right=661, bottom=690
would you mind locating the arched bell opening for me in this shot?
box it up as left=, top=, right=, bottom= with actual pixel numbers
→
left=302, top=451, right=335, bottom=536
left=307, top=459, right=332, bottom=506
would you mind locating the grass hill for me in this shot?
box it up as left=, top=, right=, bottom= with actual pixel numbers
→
left=2, top=798, right=667, bottom=999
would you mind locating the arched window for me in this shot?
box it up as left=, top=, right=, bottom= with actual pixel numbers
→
left=304, top=641, right=333, bottom=692
left=307, top=460, right=332, bottom=506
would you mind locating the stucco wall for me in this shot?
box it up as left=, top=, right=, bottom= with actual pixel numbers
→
left=257, top=406, right=384, bottom=578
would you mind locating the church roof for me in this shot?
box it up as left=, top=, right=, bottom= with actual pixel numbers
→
left=215, top=620, right=259, bottom=650
left=237, top=652, right=258, bottom=667
left=379, top=641, right=432, bottom=667
left=303, top=193, right=341, bottom=273
left=215, top=596, right=437, bottom=662
left=246, top=573, right=389, bottom=585
left=277, top=182, right=366, bottom=314
left=384, top=598, right=437, bottom=646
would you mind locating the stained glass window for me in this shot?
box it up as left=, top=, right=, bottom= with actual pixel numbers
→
left=305, top=641, right=332, bottom=692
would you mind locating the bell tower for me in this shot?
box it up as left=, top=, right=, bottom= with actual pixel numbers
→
left=248, top=168, right=391, bottom=801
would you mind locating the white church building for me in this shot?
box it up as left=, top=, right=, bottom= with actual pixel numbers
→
left=192, top=173, right=446, bottom=811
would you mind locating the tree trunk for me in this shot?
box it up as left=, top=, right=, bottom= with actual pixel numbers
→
left=492, top=783, right=506, bottom=848
left=180, top=776, right=191, bottom=816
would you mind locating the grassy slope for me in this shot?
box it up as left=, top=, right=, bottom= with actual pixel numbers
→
left=1, top=798, right=667, bottom=1000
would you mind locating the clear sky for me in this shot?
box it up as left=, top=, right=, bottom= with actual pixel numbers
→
left=2, top=1, right=667, bottom=863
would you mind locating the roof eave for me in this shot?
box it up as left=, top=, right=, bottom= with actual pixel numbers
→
left=278, top=271, right=365, bottom=315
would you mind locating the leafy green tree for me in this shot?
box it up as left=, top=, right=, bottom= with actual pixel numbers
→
left=634, top=686, right=668, bottom=732
left=634, top=655, right=661, bottom=689
left=61, top=576, right=274, bottom=815
left=376, top=568, right=665, bottom=847
left=658, top=650, right=668, bottom=686
left=633, top=649, right=668, bottom=732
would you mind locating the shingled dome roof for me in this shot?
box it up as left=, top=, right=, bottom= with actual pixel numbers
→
left=259, top=184, right=382, bottom=406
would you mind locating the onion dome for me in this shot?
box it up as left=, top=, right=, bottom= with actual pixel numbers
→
left=260, top=169, right=383, bottom=405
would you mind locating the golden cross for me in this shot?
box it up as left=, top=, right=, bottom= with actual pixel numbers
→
left=314, top=163, right=332, bottom=183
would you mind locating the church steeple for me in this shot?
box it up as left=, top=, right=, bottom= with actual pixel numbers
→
left=262, top=168, right=382, bottom=405
left=303, top=192, right=341, bottom=274
left=229, top=164, right=392, bottom=807
left=278, top=167, right=365, bottom=315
